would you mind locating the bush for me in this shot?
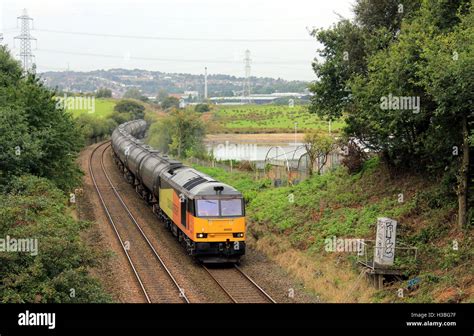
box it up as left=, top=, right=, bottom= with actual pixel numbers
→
left=195, top=103, right=210, bottom=113
left=114, top=99, right=145, bottom=119
left=110, top=111, right=132, bottom=125
left=0, top=47, right=83, bottom=191
left=95, top=88, right=112, bottom=98
left=76, top=114, right=118, bottom=144
left=161, top=96, right=180, bottom=110
left=0, top=176, right=112, bottom=303
left=340, top=139, right=368, bottom=174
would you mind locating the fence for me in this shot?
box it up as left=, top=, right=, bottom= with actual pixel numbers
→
left=357, top=239, right=418, bottom=270
left=187, top=148, right=343, bottom=187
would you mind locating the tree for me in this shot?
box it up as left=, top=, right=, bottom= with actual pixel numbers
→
left=303, top=132, right=335, bottom=176
left=419, top=5, right=474, bottom=228
left=354, top=0, right=421, bottom=37
left=194, top=103, right=210, bottom=113
left=0, top=176, right=112, bottom=302
left=123, top=88, right=148, bottom=102
left=309, top=0, right=422, bottom=122
left=0, top=47, right=83, bottom=191
left=308, top=19, right=368, bottom=121
left=161, top=96, right=180, bottom=110
left=156, top=88, right=168, bottom=102
left=114, top=99, right=145, bottom=119
left=95, top=87, right=112, bottom=98
left=147, top=108, right=206, bottom=158
left=76, top=114, right=117, bottom=144
left=308, top=0, right=473, bottom=228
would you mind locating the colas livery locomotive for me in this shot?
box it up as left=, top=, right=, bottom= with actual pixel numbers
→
left=111, top=120, right=245, bottom=263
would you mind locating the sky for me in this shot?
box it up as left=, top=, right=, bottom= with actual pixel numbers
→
left=1, top=0, right=355, bottom=81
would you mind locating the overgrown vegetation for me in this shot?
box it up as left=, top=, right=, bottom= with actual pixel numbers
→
left=199, top=158, right=473, bottom=302
left=309, top=0, right=473, bottom=228
left=147, top=108, right=206, bottom=159
left=0, top=47, right=83, bottom=191
left=190, top=164, right=271, bottom=202
left=212, top=105, right=345, bottom=134
left=0, top=47, right=112, bottom=302
left=72, top=98, right=150, bottom=144
left=66, top=98, right=115, bottom=119
left=0, top=176, right=113, bottom=303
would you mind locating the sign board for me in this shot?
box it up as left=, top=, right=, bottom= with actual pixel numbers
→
left=374, top=217, right=397, bottom=266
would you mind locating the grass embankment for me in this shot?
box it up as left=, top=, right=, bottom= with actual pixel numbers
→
left=193, top=158, right=473, bottom=303
left=66, top=98, right=161, bottom=121
left=212, top=105, right=345, bottom=134
left=67, top=98, right=116, bottom=119
left=0, top=176, right=113, bottom=302
left=66, top=98, right=162, bottom=144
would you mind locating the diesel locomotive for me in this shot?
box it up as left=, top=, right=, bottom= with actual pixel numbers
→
left=111, top=120, right=245, bottom=263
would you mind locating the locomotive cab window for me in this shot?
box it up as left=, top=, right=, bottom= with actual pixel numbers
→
left=195, top=199, right=244, bottom=217
left=196, top=200, right=219, bottom=217
left=221, top=199, right=243, bottom=216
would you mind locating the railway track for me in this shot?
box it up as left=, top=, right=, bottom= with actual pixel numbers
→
left=89, top=141, right=189, bottom=303
left=203, top=265, right=276, bottom=303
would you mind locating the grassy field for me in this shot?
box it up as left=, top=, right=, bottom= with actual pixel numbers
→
left=212, top=105, right=345, bottom=134
left=192, top=159, right=473, bottom=303
left=65, top=98, right=116, bottom=119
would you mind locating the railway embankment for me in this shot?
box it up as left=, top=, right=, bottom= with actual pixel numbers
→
left=193, top=157, right=473, bottom=303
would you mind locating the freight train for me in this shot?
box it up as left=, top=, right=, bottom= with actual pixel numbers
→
left=111, top=120, right=245, bottom=263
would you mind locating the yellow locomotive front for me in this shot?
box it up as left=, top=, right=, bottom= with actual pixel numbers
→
left=158, top=168, right=246, bottom=263
left=191, top=190, right=246, bottom=262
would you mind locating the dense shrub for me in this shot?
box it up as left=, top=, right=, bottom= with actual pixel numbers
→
left=114, top=99, right=145, bottom=119
left=0, top=47, right=83, bottom=191
left=0, top=176, right=112, bottom=303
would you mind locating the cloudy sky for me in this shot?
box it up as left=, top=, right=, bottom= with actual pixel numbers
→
left=1, top=0, right=354, bottom=80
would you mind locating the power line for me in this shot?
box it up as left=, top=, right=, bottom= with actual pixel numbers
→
left=33, top=28, right=313, bottom=43
left=35, top=48, right=311, bottom=66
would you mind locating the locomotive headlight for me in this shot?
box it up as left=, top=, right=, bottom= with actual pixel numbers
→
left=196, top=233, right=208, bottom=238
left=233, top=233, right=244, bottom=238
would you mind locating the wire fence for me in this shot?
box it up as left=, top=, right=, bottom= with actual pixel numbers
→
left=187, top=149, right=343, bottom=187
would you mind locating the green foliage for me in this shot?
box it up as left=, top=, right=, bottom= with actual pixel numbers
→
left=70, top=98, right=143, bottom=144
left=194, top=103, right=210, bottom=113
left=310, top=0, right=473, bottom=176
left=196, top=152, right=471, bottom=302
left=123, top=88, right=148, bottom=102
left=0, top=175, right=112, bottom=303
left=213, top=104, right=344, bottom=133
left=308, top=19, right=368, bottom=120
left=65, top=98, right=116, bottom=119
left=189, top=164, right=271, bottom=203
left=147, top=108, right=206, bottom=158
left=303, top=132, right=335, bottom=175
left=161, top=96, right=180, bottom=110
left=114, top=99, right=145, bottom=119
left=0, top=47, right=83, bottom=191
left=156, top=88, right=168, bottom=102
left=75, top=114, right=118, bottom=144
left=95, top=87, right=112, bottom=98
left=272, top=97, right=308, bottom=106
